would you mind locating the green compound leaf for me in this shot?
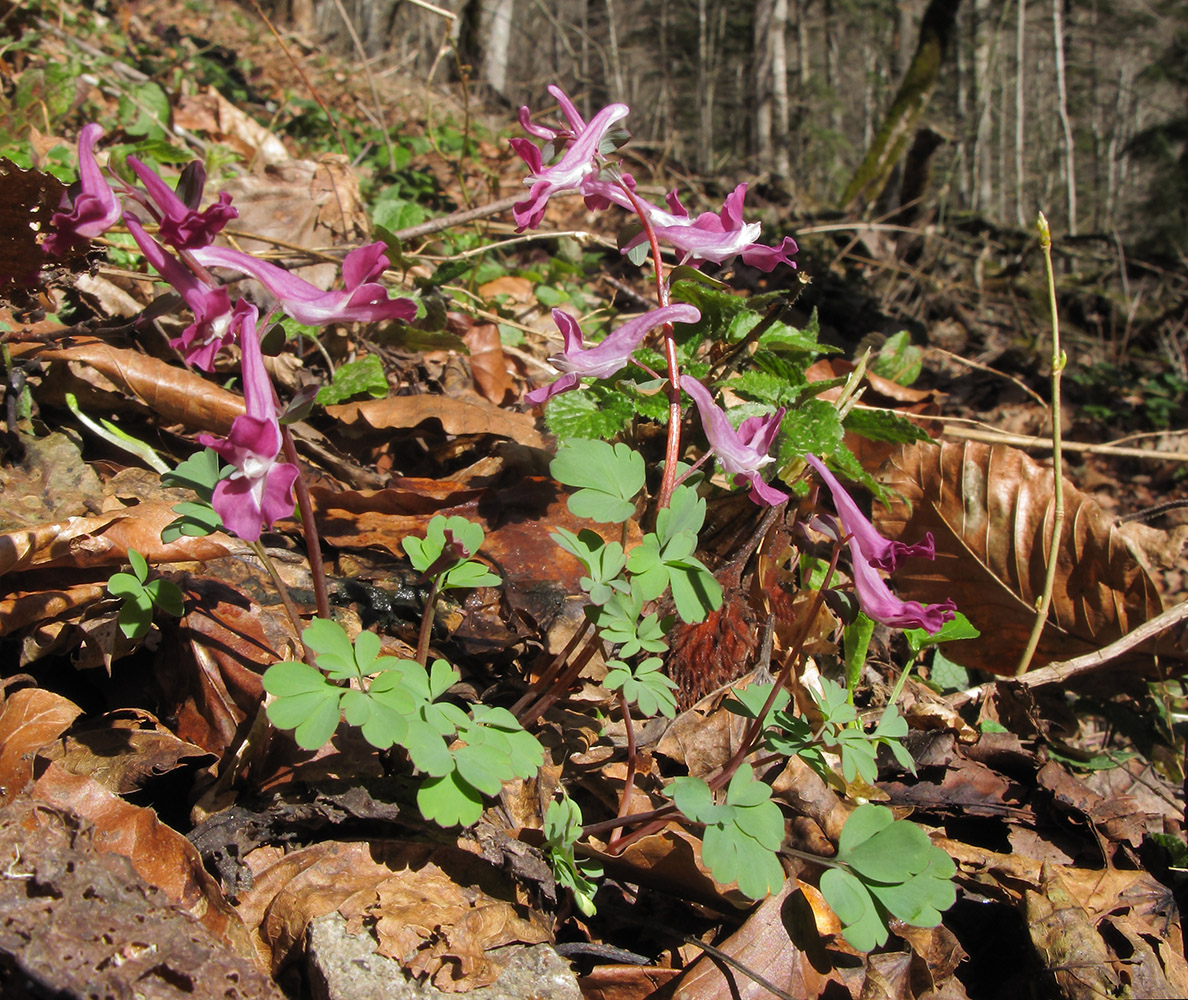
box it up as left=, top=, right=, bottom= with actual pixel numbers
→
left=672, top=765, right=785, bottom=900
left=443, top=560, right=502, bottom=590
left=316, top=355, right=389, bottom=406
left=128, top=549, right=148, bottom=582
left=418, top=771, right=485, bottom=828
left=551, top=439, right=645, bottom=523
left=722, top=682, right=790, bottom=722
left=604, top=656, right=678, bottom=718
left=666, top=556, right=723, bottom=624
left=262, top=660, right=344, bottom=750
left=402, top=515, right=500, bottom=591
left=544, top=795, right=603, bottom=917
left=552, top=527, right=627, bottom=605
left=301, top=618, right=363, bottom=681
left=656, top=485, right=707, bottom=545
left=144, top=578, right=185, bottom=618
left=106, top=572, right=145, bottom=601
left=162, top=447, right=225, bottom=501
left=161, top=500, right=223, bottom=542
left=821, top=804, right=957, bottom=951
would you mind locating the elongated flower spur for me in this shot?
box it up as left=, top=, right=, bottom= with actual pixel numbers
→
left=525, top=304, right=701, bottom=405
left=196, top=301, right=298, bottom=541
left=510, top=86, right=630, bottom=231
left=805, top=453, right=956, bottom=632
left=42, top=124, right=122, bottom=256
left=681, top=375, right=786, bottom=506
left=126, top=156, right=237, bottom=250
left=126, top=216, right=234, bottom=370
left=192, top=242, right=416, bottom=326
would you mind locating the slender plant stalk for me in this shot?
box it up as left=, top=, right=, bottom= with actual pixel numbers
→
left=510, top=619, right=593, bottom=718
left=614, top=178, right=683, bottom=509
left=415, top=577, right=441, bottom=666
left=609, top=691, right=638, bottom=845
left=248, top=539, right=314, bottom=665
left=279, top=426, right=332, bottom=622
left=1015, top=211, right=1067, bottom=675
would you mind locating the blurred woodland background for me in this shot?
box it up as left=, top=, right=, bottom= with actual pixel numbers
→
left=272, top=0, right=1188, bottom=261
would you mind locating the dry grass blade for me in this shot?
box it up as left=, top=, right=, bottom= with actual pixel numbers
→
left=875, top=440, right=1163, bottom=673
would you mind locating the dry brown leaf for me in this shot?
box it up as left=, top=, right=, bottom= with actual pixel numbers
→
left=325, top=394, right=545, bottom=448
left=30, top=336, right=247, bottom=434
left=660, top=881, right=849, bottom=1000
left=37, top=708, right=214, bottom=795
left=0, top=687, right=82, bottom=806
left=174, top=86, right=290, bottom=166
left=875, top=440, right=1163, bottom=673
left=463, top=321, right=512, bottom=405
left=580, top=965, right=683, bottom=1000
left=31, top=761, right=253, bottom=955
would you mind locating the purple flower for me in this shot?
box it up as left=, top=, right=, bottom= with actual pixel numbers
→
left=847, top=537, right=957, bottom=632
left=622, top=184, right=798, bottom=272
left=42, top=124, right=122, bottom=255
left=127, top=156, right=237, bottom=250
left=511, top=86, right=630, bottom=231
left=126, top=216, right=234, bottom=370
left=191, top=242, right=416, bottom=326
left=805, top=453, right=956, bottom=632
left=525, top=304, right=700, bottom=405
left=803, top=454, right=936, bottom=572
left=680, top=375, right=786, bottom=506
left=196, top=301, right=298, bottom=542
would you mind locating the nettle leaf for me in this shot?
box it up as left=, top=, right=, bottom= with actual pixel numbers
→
left=316, top=355, right=389, bottom=406
left=774, top=398, right=845, bottom=473
left=543, top=384, right=636, bottom=440
left=552, top=527, right=627, bottom=605
left=730, top=370, right=802, bottom=407
left=263, top=660, right=344, bottom=750
left=552, top=439, right=645, bottom=523
left=821, top=803, right=957, bottom=951
left=844, top=407, right=933, bottom=446
left=870, top=330, right=923, bottom=386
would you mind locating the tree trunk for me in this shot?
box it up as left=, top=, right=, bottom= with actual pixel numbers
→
left=754, top=0, right=775, bottom=174
left=840, top=0, right=963, bottom=210
left=1014, top=0, right=1027, bottom=226
left=1052, top=0, right=1077, bottom=234
left=971, top=0, right=994, bottom=212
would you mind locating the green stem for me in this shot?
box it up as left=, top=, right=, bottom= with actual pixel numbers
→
left=1015, top=212, right=1066, bottom=676
left=416, top=575, right=441, bottom=666
left=248, top=539, right=314, bottom=665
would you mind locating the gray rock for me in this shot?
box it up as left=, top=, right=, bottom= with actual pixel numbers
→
left=308, top=911, right=581, bottom=1000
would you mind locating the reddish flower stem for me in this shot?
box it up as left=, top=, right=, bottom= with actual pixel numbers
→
left=614, top=177, right=682, bottom=509
left=609, top=691, right=638, bottom=845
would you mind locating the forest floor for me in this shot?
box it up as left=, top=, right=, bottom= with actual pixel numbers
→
left=2, top=2, right=1188, bottom=999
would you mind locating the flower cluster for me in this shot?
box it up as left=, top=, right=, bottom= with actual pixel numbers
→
left=511, top=87, right=797, bottom=272
left=45, top=126, right=417, bottom=540
left=804, top=455, right=956, bottom=633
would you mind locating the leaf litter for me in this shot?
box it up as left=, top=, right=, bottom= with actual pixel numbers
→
left=0, top=5, right=1184, bottom=1000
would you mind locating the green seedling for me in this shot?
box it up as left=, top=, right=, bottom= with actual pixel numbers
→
left=160, top=448, right=227, bottom=542
left=106, top=548, right=185, bottom=639
left=543, top=794, right=603, bottom=917
left=315, top=355, right=389, bottom=405
left=65, top=392, right=169, bottom=473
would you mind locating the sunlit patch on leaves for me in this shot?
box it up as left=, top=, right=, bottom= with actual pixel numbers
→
left=670, top=764, right=786, bottom=900
left=263, top=619, right=542, bottom=827
left=106, top=549, right=185, bottom=640
left=819, top=804, right=957, bottom=951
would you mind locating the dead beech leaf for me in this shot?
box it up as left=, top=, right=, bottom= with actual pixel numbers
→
left=37, top=708, right=214, bottom=795
left=580, top=965, right=683, bottom=1000
left=1024, top=868, right=1122, bottom=1000
left=875, top=440, right=1163, bottom=673
left=31, top=336, right=247, bottom=434
left=661, top=881, right=848, bottom=1000
left=31, top=762, right=253, bottom=956
left=463, top=321, right=512, bottom=405
left=325, top=394, right=545, bottom=448
left=0, top=688, right=82, bottom=806
left=174, top=86, right=290, bottom=166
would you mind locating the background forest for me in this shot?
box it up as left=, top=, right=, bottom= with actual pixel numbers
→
left=280, top=0, right=1188, bottom=260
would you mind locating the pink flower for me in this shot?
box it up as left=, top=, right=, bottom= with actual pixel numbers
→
left=510, top=86, right=630, bottom=231
left=847, top=537, right=957, bottom=631
left=126, top=216, right=234, bottom=370
left=680, top=375, right=786, bottom=506
left=127, top=156, right=237, bottom=250
left=42, top=124, right=122, bottom=255
left=803, top=454, right=936, bottom=571
left=620, top=183, right=798, bottom=272
left=525, top=304, right=700, bottom=405
left=196, top=301, right=298, bottom=541
left=805, top=453, right=956, bottom=632
left=191, top=242, right=416, bottom=326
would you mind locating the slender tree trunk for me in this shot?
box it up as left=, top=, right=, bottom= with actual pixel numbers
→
left=1015, top=0, right=1027, bottom=225
left=604, top=0, right=625, bottom=102
left=971, top=0, right=994, bottom=212
left=754, top=0, right=775, bottom=174
left=1052, top=0, right=1077, bottom=234
left=772, top=0, right=791, bottom=179
left=840, top=0, right=964, bottom=210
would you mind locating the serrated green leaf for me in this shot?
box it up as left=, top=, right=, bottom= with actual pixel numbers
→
left=543, top=383, right=636, bottom=439
left=904, top=612, right=981, bottom=654
left=870, top=330, right=922, bottom=385
left=843, top=407, right=933, bottom=445
left=418, top=770, right=484, bottom=827
left=774, top=399, right=844, bottom=473
left=927, top=650, right=970, bottom=692
left=316, top=355, right=389, bottom=406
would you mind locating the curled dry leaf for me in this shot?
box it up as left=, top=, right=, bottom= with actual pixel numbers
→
left=0, top=687, right=82, bottom=806
left=463, top=320, right=512, bottom=405
left=325, top=394, right=545, bottom=449
left=875, top=440, right=1163, bottom=673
